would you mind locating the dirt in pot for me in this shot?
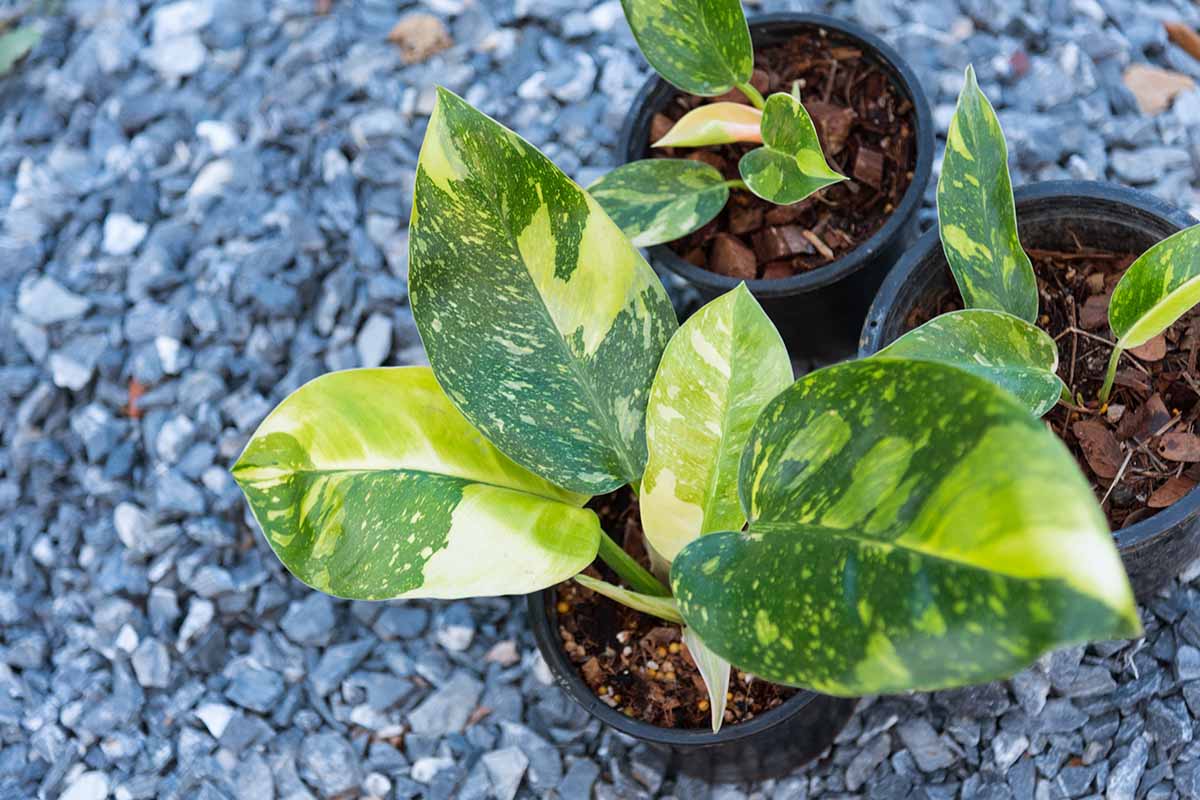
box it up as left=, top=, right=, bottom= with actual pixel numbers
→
left=649, top=28, right=918, bottom=281
left=553, top=488, right=797, bottom=729
left=907, top=242, right=1200, bottom=530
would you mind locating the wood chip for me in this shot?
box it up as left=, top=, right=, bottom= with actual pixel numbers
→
left=806, top=101, right=856, bottom=154
left=802, top=229, right=835, bottom=260
left=1080, top=295, right=1110, bottom=330
left=686, top=150, right=727, bottom=171
left=1130, top=334, right=1168, bottom=361
left=1149, top=476, right=1197, bottom=508
left=853, top=147, right=886, bottom=189
left=728, top=205, right=763, bottom=235
left=650, top=113, right=674, bottom=144
left=1166, top=21, right=1200, bottom=63
left=1159, top=432, right=1200, bottom=462
left=753, top=226, right=812, bottom=262
left=1073, top=419, right=1124, bottom=479
left=1118, top=394, right=1171, bottom=441
left=1122, top=63, right=1196, bottom=116
left=582, top=657, right=603, bottom=684
left=388, top=13, right=453, bottom=64
left=710, top=233, right=756, bottom=279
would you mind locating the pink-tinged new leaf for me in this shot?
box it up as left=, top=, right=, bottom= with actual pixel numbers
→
left=653, top=103, right=764, bottom=148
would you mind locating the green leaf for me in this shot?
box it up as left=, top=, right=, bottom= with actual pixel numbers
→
left=620, top=0, right=753, bottom=96
left=682, top=627, right=731, bottom=733
left=573, top=574, right=683, bottom=623
left=873, top=309, right=1064, bottom=417
left=640, top=284, right=792, bottom=562
left=1109, top=224, right=1200, bottom=349
left=738, top=92, right=846, bottom=205
left=653, top=102, right=764, bottom=148
left=0, top=26, right=40, bottom=76
left=232, top=367, right=600, bottom=600
left=671, top=360, right=1140, bottom=696
left=937, top=65, right=1038, bottom=323
left=589, top=160, right=731, bottom=247
left=410, top=88, right=678, bottom=495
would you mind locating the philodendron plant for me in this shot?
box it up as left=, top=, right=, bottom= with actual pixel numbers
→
left=587, top=0, right=845, bottom=247
left=886, top=65, right=1200, bottom=417
left=233, top=88, right=1140, bottom=735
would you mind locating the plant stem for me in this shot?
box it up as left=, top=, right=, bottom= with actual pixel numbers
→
left=736, top=81, right=765, bottom=110
left=596, top=530, right=672, bottom=597
left=1098, top=346, right=1123, bottom=405
left=723, top=178, right=749, bottom=192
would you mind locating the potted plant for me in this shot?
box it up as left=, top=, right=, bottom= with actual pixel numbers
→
left=860, top=66, right=1200, bottom=596
left=233, top=89, right=1140, bottom=782
left=595, top=2, right=933, bottom=359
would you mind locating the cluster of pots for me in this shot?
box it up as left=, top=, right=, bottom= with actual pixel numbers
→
left=525, top=13, right=1200, bottom=782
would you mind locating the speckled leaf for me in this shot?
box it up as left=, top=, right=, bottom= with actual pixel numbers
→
left=573, top=574, right=683, bottom=623
left=671, top=360, right=1140, bottom=696
left=410, top=89, right=678, bottom=495
left=653, top=103, right=764, bottom=148
left=683, top=627, right=731, bottom=733
left=874, top=309, right=1064, bottom=417
left=232, top=367, right=599, bottom=600
left=641, top=284, right=792, bottom=562
left=620, top=0, right=753, bottom=96
left=589, top=160, right=731, bottom=247
left=1109, top=224, right=1200, bottom=348
left=739, top=92, right=846, bottom=205
left=937, top=66, right=1037, bottom=322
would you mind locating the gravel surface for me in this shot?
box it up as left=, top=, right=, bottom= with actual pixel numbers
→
left=5, top=0, right=1200, bottom=798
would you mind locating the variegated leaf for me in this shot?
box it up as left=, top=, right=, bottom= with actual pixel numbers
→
left=410, top=89, right=678, bottom=495
left=874, top=309, right=1064, bottom=417
left=232, top=367, right=600, bottom=600
left=573, top=574, right=683, bottom=623
left=671, top=360, right=1140, bottom=696
left=589, top=159, right=731, bottom=247
left=683, top=627, right=731, bottom=733
left=937, top=65, right=1038, bottom=323
left=1109, top=224, right=1200, bottom=349
left=653, top=103, right=764, bottom=148
left=738, top=92, right=846, bottom=205
left=641, top=284, right=792, bottom=562
left=620, top=0, right=753, bottom=96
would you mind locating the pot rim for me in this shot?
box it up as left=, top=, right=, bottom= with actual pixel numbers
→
left=859, top=178, right=1200, bottom=554
left=617, top=11, right=935, bottom=298
left=525, top=588, right=836, bottom=747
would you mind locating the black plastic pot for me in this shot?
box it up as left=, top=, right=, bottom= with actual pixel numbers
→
left=620, top=13, right=934, bottom=361
left=527, top=589, right=857, bottom=783
left=860, top=180, right=1200, bottom=598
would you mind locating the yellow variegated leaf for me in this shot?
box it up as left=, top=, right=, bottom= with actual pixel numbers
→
left=233, top=367, right=600, bottom=600
left=683, top=627, right=732, bottom=733
left=621, top=0, right=753, bottom=97
left=1109, top=224, right=1200, bottom=348
left=937, top=66, right=1038, bottom=322
left=641, top=284, right=792, bottom=562
left=739, top=92, right=845, bottom=205
left=672, top=360, right=1140, bottom=696
left=653, top=103, right=764, bottom=148
left=410, top=89, right=678, bottom=495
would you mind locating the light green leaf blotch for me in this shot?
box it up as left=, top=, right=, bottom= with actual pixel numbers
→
left=937, top=65, right=1038, bottom=323
left=739, top=92, right=846, bottom=205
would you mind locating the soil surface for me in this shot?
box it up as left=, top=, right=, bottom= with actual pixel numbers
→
left=553, top=488, right=798, bottom=729
left=649, top=29, right=918, bottom=281
left=907, top=243, right=1200, bottom=529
